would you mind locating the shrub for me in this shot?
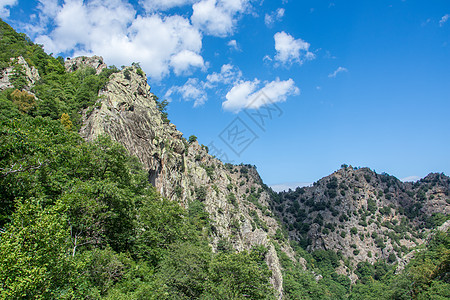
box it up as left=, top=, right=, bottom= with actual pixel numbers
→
left=189, top=135, right=198, bottom=143
left=10, top=89, right=35, bottom=113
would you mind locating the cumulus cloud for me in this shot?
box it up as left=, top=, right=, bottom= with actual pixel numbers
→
left=191, top=0, right=249, bottom=37
left=139, top=0, right=196, bottom=12
left=264, top=8, right=284, bottom=27
left=163, top=64, right=298, bottom=110
left=439, top=14, right=449, bottom=27
left=206, top=63, right=242, bottom=87
left=223, top=78, right=299, bottom=112
left=165, top=78, right=208, bottom=107
left=34, top=0, right=205, bottom=80
left=167, top=63, right=242, bottom=106
left=328, top=66, right=348, bottom=78
left=170, top=50, right=205, bottom=75
left=0, top=0, right=17, bottom=18
left=273, top=31, right=315, bottom=65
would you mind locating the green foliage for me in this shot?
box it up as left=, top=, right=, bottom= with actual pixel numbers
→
left=201, top=163, right=215, bottom=179
left=188, top=134, right=197, bottom=143
left=206, top=249, right=274, bottom=299
left=0, top=199, right=72, bottom=299
left=154, top=96, right=170, bottom=123
left=195, top=186, right=207, bottom=201
left=10, top=89, right=35, bottom=113
left=227, top=192, right=237, bottom=207
left=367, top=198, right=377, bottom=213
left=188, top=199, right=210, bottom=232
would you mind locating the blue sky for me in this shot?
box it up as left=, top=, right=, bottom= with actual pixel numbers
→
left=2, top=0, right=450, bottom=190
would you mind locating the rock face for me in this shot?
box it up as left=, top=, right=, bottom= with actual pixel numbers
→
left=396, top=219, right=450, bottom=274
left=272, top=167, right=450, bottom=265
left=65, top=55, right=107, bottom=74
left=0, top=56, right=40, bottom=91
left=79, top=62, right=295, bottom=297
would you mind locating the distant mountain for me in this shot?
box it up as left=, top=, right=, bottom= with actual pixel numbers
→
left=271, top=166, right=449, bottom=272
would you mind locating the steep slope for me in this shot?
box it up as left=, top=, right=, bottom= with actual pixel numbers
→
left=78, top=60, right=296, bottom=296
left=271, top=166, right=449, bottom=267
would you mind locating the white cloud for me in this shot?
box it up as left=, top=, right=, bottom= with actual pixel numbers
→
left=263, top=55, right=272, bottom=62
left=264, top=8, right=284, bottom=27
left=139, top=0, right=196, bottom=12
left=170, top=50, right=205, bottom=75
left=223, top=77, right=299, bottom=112
left=269, top=182, right=312, bottom=192
left=439, top=14, right=449, bottom=27
left=227, top=39, right=239, bottom=50
left=0, top=0, right=17, bottom=18
left=273, top=31, right=315, bottom=65
left=37, top=0, right=60, bottom=19
left=400, top=175, right=421, bottom=182
left=165, top=78, right=208, bottom=107
left=166, top=63, right=242, bottom=107
left=206, top=63, right=242, bottom=87
left=328, top=66, right=348, bottom=78
left=34, top=0, right=205, bottom=80
left=222, top=79, right=259, bottom=112
left=191, top=0, right=250, bottom=37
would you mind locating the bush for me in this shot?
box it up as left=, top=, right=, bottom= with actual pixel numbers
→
left=189, top=135, right=197, bottom=143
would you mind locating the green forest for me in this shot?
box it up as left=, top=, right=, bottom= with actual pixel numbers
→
left=0, top=19, right=449, bottom=299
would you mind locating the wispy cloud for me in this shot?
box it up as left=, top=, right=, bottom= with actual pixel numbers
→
left=0, top=0, right=17, bottom=18
left=264, top=8, right=285, bottom=27
left=140, top=0, right=195, bottom=12
left=400, top=175, right=421, bottom=182
left=328, top=66, right=348, bottom=78
left=439, top=14, right=449, bottom=27
left=166, top=63, right=243, bottom=106
left=165, top=78, right=208, bottom=107
left=227, top=39, right=240, bottom=51
left=206, top=63, right=242, bottom=87
left=269, top=182, right=312, bottom=192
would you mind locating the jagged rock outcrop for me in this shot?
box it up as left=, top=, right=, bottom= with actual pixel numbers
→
left=79, top=61, right=297, bottom=297
left=65, top=55, right=107, bottom=74
left=0, top=56, right=40, bottom=91
left=272, top=167, right=449, bottom=266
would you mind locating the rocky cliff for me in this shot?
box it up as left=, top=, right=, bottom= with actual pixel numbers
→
left=65, top=55, right=107, bottom=75
left=0, top=56, right=40, bottom=91
left=78, top=61, right=296, bottom=296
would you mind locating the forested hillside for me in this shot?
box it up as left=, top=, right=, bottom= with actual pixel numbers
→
left=0, top=19, right=449, bottom=299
